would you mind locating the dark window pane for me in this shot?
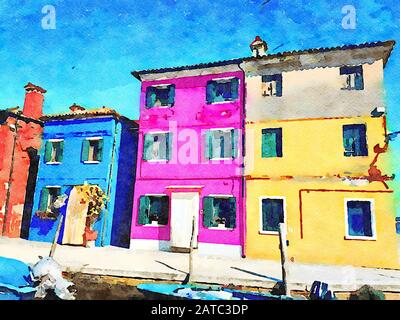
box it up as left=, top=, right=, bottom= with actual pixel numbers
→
left=347, top=201, right=373, bottom=237
left=262, top=198, right=284, bottom=232
left=145, top=85, right=175, bottom=108
left=343, top=124, right=368, bottom=157
left=206, top=78, right=239, bottom=104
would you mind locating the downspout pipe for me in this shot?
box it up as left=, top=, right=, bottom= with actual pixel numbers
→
left=101, top=118, right=118, bottom=246
left=238, top=62, right=246, bottom=258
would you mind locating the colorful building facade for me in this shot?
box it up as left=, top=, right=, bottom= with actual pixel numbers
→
left=28, top=105, right=138, bottom=248
left=0, top=83, right=45, bottom=238
left=243, top=38, right=399, bottom=268
left=130, top=61, right=246, bottom=256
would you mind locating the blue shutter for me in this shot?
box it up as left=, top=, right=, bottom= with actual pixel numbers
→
left=231, top=129, right=238, bottom=159
left=276, top=74, right=283, bottom=97
left=227, top=197, right=237, bottom=228
left=168, top=85, right=175, bottom=106
left=146, top=87, right=157, bottom=108
left=206, top=81, right=216, bottom=104
left=231, top=78, right=239, bottom=100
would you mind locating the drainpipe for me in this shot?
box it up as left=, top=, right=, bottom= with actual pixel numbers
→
left=238, top=62, right=247, bottom=258
left=101, top=119, right=118, bottom=246
left=3, top=117, right=20, bottom=236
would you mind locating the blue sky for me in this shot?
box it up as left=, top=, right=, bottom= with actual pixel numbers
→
left=0, top=0, right=399, bottom=124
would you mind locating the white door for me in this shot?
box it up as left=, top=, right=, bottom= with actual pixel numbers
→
left=170, top=192, right=199, bottom=249
left=62, top=186, right=88, bottom=245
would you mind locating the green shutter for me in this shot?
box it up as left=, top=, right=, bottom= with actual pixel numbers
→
left=203, top=196, right=214, bottom=228
left=227, top=197, right=237, bottom=228
left=262, top=130, right=277, bottom=158
left=143, top=134, right=153, bottom=161
left=81, top=139, right=90, bottom=162
left=138, top=196, right=150, bottom=225
left=39, top=188, right=50, bottom=211
left=57, top=141, right=64, bottom=163
left=166, top=133, right=173, bottom=160
left=44, top=141, right=52, bottom=163
left=97, top=139, right=104, bottom=162
left=203, top=131, right=211, bottom=160
left=231, top=129, right=238, bottom=159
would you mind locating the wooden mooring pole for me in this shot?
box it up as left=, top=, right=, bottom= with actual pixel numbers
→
left=49, top=215, right=64, bottom=258
left=278, top=223, right=290, bottom=296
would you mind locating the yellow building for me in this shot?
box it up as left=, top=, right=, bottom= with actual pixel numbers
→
left=242, top=38, right=399, bottom=269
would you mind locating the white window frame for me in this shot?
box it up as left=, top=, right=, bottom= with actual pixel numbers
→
left=144, top=131, right=171, bottom=163
left=208, top=127, right=235, bottom=161
left=141, top=194, right=169, bottom=228
left=45, top=186, right=62, bottom=210
left=46, top=139, right=64, bottom=165
left=259, top=196, right=287, bottom=235
left=206, top=194, right=235, bottom=231
left=147, top=84, right=174, bottom=109
left=83, top=137, right=103, bottom=164
left=344, top=198, right=377, bottom=241
left=208, top=77, right=240, bottom=105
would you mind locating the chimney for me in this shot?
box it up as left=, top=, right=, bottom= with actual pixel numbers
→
left=250, top=36, right=268, bottom=57
left=69, top=103, right=86, bottom=112
left=23, top=82, right=46, bottom=119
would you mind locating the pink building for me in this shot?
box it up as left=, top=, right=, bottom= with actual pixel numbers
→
left=130, top=59, right=246, bottom=257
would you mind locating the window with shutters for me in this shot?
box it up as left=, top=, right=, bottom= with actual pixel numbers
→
left=261, top=128, right=282, bottom=158
left=345, top=199, right=376, bottom=240
left=343, top=124, right=368, bottom=157
left=138, top=195, right=169, bottom=226
left=202, top=196, right=236, bottom=229
left=340, top=66, right=364, bottom=90
left=143, top=132, right=172, bottom=161
left=145, top=84, right=175, bottom=108
left=82, top=138, right=104, bottom=163
left=205, top=128, right=237, bottom=160
left=262, top=74, right=282, bottom=97
left=37, top=186, right=61, bottom=219
left=260, top=197, right=285, bottom=234
left=45, top=139, right=64, bottom=164
left=206, top=77, right=239, bottom=104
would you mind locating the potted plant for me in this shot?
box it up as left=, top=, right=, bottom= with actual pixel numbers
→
left=214, top=217, right=226, bottom=229
left=149, top=213, right=159, bottom=226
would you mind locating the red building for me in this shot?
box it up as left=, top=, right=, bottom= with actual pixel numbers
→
left=0, top=83, right=46, bottom=238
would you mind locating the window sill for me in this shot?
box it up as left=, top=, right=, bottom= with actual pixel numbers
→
left=145, top=159, right=170, bottom=163
left=207, top=100, right=238, bottom=105
left=83, top=161, right=101, bottom=164
left=259, top=231, right=279, bottom=235
left=142, top=223, right=167, bottom=228
left=210, top=157, right=235, bottom=161
left=344, top=235, right=376, bottom=241
left=208, top=227, right=234, bottom=231
left=145, top=105, right=173, bottom=109
left=46, top=162, right=61, bottom=165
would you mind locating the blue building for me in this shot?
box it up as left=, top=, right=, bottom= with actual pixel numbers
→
left=28, top=105, right=138, bottom=248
